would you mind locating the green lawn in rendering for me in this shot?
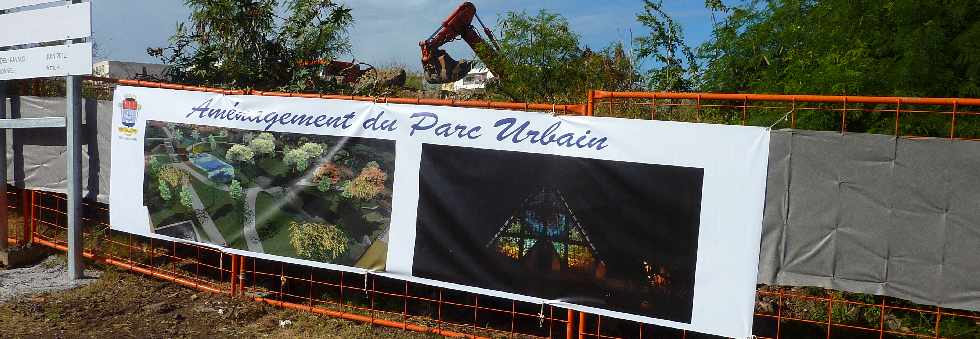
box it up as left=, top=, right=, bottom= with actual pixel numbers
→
left=254, top=191, right=300, bottom=258
left=187, top=175, right=245, bottom=249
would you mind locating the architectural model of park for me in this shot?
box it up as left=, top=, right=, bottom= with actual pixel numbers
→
left=142, top=121, right=395, bottom=269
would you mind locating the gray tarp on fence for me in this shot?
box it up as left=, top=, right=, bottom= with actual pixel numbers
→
left=2, top=96, right=111, bottom=203
left=760, top=129, right=980, bottom=312
left=5, top=96, right=979, bottom=312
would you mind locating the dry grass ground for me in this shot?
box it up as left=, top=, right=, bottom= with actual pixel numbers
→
left=0, top=260, right=440, bottom=339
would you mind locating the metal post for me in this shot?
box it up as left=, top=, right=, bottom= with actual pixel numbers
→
left=586, top=90, right=595, bottom=116
left=0, top=81, right=7, bottom=251
left=66, top=75, right=83, bottom=279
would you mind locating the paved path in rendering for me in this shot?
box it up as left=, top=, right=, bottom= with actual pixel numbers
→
left=175, top=161, right=266, bottom=252
left=161, top=128, right=181, bottom=163
left=159, top=126, right=228, bottom=246
left=183, top=181, right=228, bottom=246
left=242, top=187, right=267, bottom=253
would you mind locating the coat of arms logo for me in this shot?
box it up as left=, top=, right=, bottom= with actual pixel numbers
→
left=118, top=96, right=140, bottom=137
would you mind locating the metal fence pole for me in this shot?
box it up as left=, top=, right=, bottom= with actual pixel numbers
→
left=0, top=81, right=7, bottom=251
left=66, top=75, right=83, bottom=279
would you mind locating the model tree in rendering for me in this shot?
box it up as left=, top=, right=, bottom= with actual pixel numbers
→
left=158, top=178, right=172, bottom=201
left=289, top=221, right=349, bottom=262
left=226, top=144, right=255, bottom=163
left=249, top=132, right=276, bottom=157
left=172, top=129, right=184, bottom=144
left=342, top=162, right=387, bottom=200
left=179, top=184, right=194, bottom=209
left=158, top=165, right=186, bottom=188
left=299, top=142, right=324, bottom=157
left=230, top=179, right=244, bottom=204
left=283, top=142, right=324, bottom=173
left=284, top=149, right=311, bottom=172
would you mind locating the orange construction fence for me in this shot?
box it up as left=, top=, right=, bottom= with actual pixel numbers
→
left=3, top=78, right=979, bottom=339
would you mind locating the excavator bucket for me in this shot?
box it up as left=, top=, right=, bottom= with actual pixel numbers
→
left=423, top=49, right=473, bottom=84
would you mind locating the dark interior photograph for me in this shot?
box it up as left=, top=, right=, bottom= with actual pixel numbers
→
left=412, top=144, right=704, bottom=323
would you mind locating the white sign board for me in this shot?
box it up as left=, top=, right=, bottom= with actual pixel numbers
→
left=0, top=0, right=56, bottom=11
left=0, top=1, right=91, bottom=80
left=0, top=2, right=90, bottom=47
left=110, top=86, right=771, bottom=338
left=0, top=43, right=91, bottom=79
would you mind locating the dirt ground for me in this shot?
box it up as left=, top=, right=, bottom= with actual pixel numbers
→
left=0, top=258, right=439, bottom=339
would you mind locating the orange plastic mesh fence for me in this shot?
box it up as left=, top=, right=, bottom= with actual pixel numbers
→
left=4, top=78, right=980, bottom=338
left=586, top=90, right=980, bottom=140
left=15, top=187, right=980, bottom=339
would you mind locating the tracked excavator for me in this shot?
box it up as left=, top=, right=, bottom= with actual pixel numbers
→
left=420, top=2, right=503, bottom=84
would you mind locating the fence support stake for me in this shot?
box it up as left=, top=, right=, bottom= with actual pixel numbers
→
left=24, top=190, right=33, bottom=245
left=566, top=309, right=575, bottom=339
left=230, top=254, right=239, bottom=295
left=66, top=74, right=84, bottom=280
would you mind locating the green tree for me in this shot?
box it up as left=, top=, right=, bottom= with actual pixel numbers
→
left=208, top=134, right=218, bottom=151
left=696, top=0, right=980, bottom=133
left=229, top=179, right=244, bottom=204
left=248, top=137, right=276, bottom=157
left=634, top=0, right=700, bottom=91
left=299, top=142, right=323, bottom=157
left=255, top=132, right=275, bottom=141
left=158, top=166, right=187, bottom=188
left=487, top=10, right=638, bottom=103
left=226, top=144, right=255, bottom=163
left=581, top=42, right=641, bottom=93
left=700, top=0, right=980, bottom=97
left=283, top=148, right=312, bottom=172
left=489, top=10, right=587, bottom=103
left=191, top=129, right=201, bottom=141
left=289, top=221, right=349, bottom=261
left=179, top=185, right=194, bottom=208
left=148, top=156, right=162, bottom=175
left=317, top=176, right=331, bottom=192
left=158, top=178, right=172, bottom=201
left=149, top=0, right=353, bottom=92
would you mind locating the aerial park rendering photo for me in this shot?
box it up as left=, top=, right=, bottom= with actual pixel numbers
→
left=141, top=121, right=395, bottom=269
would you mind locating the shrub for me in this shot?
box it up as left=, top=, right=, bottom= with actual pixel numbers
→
left=341, top=162, right=387, bottom=200
left=284, top=148, right=312, bottom=172
left=289, top=221, right=349, bottom=262
left=249, top=135, right=276, bottom=156
left=158, top=165, right=186, bottom=188
left=226, top=144, right=255, bottom=163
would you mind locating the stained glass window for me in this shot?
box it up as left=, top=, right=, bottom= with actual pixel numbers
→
left=489, top=188, right=602, bottom=274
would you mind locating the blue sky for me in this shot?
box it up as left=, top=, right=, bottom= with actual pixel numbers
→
left=93, top=0, right=716, bottom=71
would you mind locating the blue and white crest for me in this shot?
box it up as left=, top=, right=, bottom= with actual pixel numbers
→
left=121, top=97, right=139, bottom=127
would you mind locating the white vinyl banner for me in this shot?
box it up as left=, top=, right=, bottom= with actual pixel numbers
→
left=110, top=86, right=770, bottom=338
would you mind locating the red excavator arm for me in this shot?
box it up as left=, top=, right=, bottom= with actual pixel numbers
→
left=420, top=2, right=502, bottom=84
